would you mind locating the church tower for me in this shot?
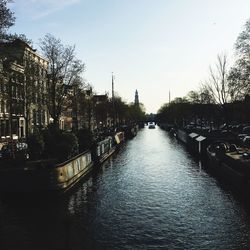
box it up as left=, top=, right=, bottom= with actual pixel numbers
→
left=134, top=89, right=139, bottom=106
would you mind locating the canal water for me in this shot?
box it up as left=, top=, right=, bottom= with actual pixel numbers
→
left=1, top=126, right=250, bottom=249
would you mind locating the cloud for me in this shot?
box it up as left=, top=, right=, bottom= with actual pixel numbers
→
left=14, top=0, right=81, bottom=20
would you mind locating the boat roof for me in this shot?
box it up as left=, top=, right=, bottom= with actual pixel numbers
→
left=195, top=136, right=206, bottom=142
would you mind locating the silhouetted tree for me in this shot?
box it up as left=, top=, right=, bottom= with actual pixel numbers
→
left=227, top=18, right=250, bottom=102
left=0, top=0, right=15, bottom=38
left=39, top=34, right=84, bottom=128
left=7, top=33, right=33, bottom=45
left=202, top=54, right=234, bottom=128
left=186, top=90, right=200, bottom=104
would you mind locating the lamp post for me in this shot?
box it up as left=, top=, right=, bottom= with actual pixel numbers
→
left=86, top=87, right=92, bottom=131
left=72, top=83, right=78, bottom=132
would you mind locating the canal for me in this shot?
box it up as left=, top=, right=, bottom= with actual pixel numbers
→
left=1, top=126, right=250, bottom=249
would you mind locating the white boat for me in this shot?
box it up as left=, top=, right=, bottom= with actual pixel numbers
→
left=148, top=123, right=155, bottom=129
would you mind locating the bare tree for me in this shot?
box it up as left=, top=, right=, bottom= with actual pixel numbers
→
left=39, top=34, right=85, bottom=128
left=203, top=54, right=233, bottom=128
left=204, top=54, right=231, bottom=105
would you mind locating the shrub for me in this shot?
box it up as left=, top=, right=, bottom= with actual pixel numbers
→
left=42, top=127, right=79, bottom=162
left=26, top=129, right=44, bottom=160
left=57, top=131, right=79, bottom=161
left=76, top=128, right=94, bottom=152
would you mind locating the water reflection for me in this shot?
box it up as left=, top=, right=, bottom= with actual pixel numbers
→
left=1, top=127, right=250, bottom=249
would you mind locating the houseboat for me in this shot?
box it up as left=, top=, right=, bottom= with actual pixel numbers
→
left=93, top=131, right=125, bottom=165
left=121, top=124, right=138, bottom=138
left=0, top=150, right=93, bottom=192
left=0, top=131, right=125, bottom=192
left=206, top=141, right=250, bottom=192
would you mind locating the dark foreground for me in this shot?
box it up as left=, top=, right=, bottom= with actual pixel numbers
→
left=1, top=127, right=250, bottom=250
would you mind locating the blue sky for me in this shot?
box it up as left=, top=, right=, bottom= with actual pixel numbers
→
left=8, top=0, right=250, bottom=113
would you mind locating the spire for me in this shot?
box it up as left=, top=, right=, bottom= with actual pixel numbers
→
left=134, top=89, right=139, bottom=106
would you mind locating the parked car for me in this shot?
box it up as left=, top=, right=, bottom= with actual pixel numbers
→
left=242, top=126, right=250, bottom=134
left=0, top=142, right=29, bottom=160
left=243, top=136, right=250, bottom=148
left=238, top=126, right=250, bottom=141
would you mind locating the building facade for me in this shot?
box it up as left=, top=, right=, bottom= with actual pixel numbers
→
left=0, top=59, right=25, bottom=141
left=0, top=39, right=49, bottom=141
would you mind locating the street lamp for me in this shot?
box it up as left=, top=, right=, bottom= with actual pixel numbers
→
left=86, top=87, right=92, bottom=131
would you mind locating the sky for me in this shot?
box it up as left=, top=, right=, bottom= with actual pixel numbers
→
left=8, top=0, right=250, bottom=113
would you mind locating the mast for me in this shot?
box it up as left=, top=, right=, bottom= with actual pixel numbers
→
left=112, top=73, right=116, bottom=127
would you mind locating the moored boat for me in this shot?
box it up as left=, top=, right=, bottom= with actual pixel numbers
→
left=93, top=132, right=125, bottom=165
left=176, top=129, right=188, bottom=144
left=121, top=124, right=138, bottom=138
left=0, top=131, right=126, bottom=193
left=0, top=150, right=93, bottom=192
left=206, top=141, right=250, bottom=192
left=115, top=131, right=125, bottom=145
left=148, top=123, right=156, bottom=129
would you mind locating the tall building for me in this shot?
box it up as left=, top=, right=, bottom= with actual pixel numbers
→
left=0, top=59, right=25, bottom=140
left=134, top=89, right=139, bottom=106
left=0, top=38, right=49, bottom=140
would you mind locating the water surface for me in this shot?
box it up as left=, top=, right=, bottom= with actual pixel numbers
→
left=1, top=126, right=250, bottom=249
